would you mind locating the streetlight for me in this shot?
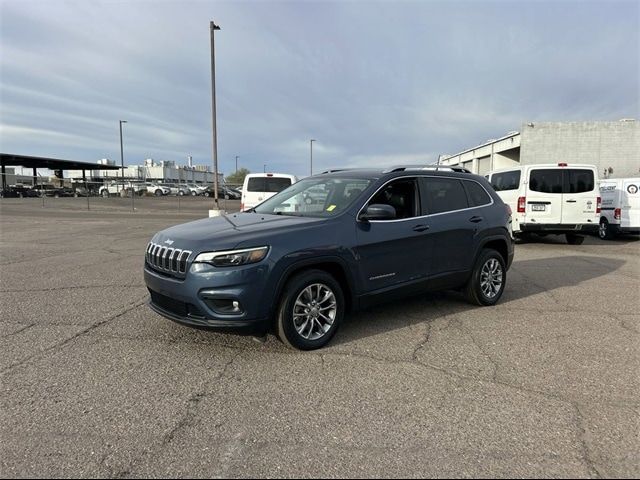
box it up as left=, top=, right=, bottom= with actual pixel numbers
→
left=310, top=139, right=316, bottom=176
left=263, top=164, right=266, bottom=173
left=235, top=155, right=239, bottom=173
left=210, top=20, right=221, bottom=211
left=119, top=120, right=127, bottom=193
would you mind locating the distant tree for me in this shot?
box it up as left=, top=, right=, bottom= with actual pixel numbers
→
left=226, top=168, right=250, bottom=185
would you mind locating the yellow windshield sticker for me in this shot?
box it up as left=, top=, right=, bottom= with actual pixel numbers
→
left=326, top=205, right=337, bottom=212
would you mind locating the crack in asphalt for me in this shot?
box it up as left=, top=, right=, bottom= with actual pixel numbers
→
left=115, top=354, right=241, bottom=478
left=0, top=297, right=148, bottom=376
left=1, top=323, right=36, bottom=337
left=411, top=322, right=432, bottom=362
left=574, top=404, right=603, bottom=479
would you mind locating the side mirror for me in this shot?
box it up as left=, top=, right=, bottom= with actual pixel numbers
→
left=360, top=204, right=396, bottom=221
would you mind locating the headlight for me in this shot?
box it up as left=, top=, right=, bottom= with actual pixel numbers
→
left=193, top=246, right=269, bottom=267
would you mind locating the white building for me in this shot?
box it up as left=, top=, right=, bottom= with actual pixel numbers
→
left=439, top=119, right=640, bottom=178
left=67, top=158, right=223, bottom=185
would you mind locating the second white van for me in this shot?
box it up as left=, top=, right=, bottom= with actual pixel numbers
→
left=598, top=177, right=640, bottom=239
left=487, top=163, right=600, bottom=244
left=241, top=173, right=299, bottom=211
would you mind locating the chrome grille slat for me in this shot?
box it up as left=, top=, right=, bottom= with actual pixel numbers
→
left=145, top=242, right=192, bottom=276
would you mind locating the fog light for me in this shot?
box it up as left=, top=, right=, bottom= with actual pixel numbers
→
left=204, top=298, right=244, bottom=315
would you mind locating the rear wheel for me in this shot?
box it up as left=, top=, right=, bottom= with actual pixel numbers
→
left=464, top=249, right=506, bottom=306
left=599, top=218, right=615, bottom=240
left=276, top=270, right=344, bottom=350
left=566, top=234, right=585, bottom=245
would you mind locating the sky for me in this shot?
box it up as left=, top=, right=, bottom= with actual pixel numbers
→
left=0, top=0, right=638, bottom=177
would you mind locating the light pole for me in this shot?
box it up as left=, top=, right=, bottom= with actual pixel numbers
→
left=263, top=164, right=266, bottom=173
left=310, top=139, right=316, bottom=176
left=235, top=155, right=239, bottom=173
left=210, top=20, right=221, bottom=210
left=119, top=120, right=127, bottom=193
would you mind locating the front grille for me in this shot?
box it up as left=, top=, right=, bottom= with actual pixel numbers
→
left=149, top=289, right=205, bottom=318
left=146, top=242, right=192, bottom=275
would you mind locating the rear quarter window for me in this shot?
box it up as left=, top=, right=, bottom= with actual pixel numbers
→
left=490, top=171, right=521, bottom=191
left=420, top=177, right=469, bottom=214
left=464, top=181, right=492, bottom=207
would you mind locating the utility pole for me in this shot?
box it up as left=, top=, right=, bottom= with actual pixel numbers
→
left=119, top=120, right=127, bottom=193
left=235, top=155, right=239, bottom=173
left=210, top=20, right=221, bottom=211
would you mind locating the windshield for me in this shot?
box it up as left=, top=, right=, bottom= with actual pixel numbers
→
left=253, top=177, right=372, bottom=217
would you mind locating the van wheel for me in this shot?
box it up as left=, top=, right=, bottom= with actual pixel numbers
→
left=566, top=234, right=585, bottom=245
left=276, top=270, right=344, bottom=350
left=464, top=249, right=506, bottom=306
left=598, top=218, right=615, bottom=240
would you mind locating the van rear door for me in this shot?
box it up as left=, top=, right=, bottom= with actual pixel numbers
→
left=527, top=168, right=563, bottom=224
left=561, top=168, right=597, bottom=225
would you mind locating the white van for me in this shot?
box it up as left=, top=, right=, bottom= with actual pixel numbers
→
left=598, top=177, right=640, bottom=239
left=241, top=173, right=299, bottom=211
left=486, top=163, right=600, bottom=244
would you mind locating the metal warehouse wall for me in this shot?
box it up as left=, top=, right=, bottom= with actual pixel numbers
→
left=519, top=120, right=640, bottom=178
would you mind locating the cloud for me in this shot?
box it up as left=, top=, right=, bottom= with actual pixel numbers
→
left=1, top=0, right=638, bottom=178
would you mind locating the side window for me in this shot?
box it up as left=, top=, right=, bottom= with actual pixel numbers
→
left=490, top=171, right=521, bottom=191
left=464, top=181, right=492, bottom=207
left=564, top=169, right=594, bottom=193
left=420, top=177, right=469, bottom=214
left=529, top=169, right=563, bottom=194
left=367, top=178, right=419, bottom=219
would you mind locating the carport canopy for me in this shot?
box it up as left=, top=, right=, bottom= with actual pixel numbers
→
left=1, top=153, right=121, bottom=188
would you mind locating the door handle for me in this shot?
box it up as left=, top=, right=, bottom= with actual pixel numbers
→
left=469, top=216, right=484, bottom=223
left=566, top=200, right=577, bottom=203
left=412, top=224, right=430, bottom=232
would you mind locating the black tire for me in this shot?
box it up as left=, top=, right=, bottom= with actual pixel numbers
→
left=599, top=218, right=615, bottom=240
left=464, top=249, right=506, bottom=306
left=566, top=234, right=585, bottom=245
left=54, top=193, right=60, bottom=198
left=178, top=190, right=185, bottom=196
left=204, top=192, right=211, bottom=197
left=101, top=190, right=109, bottom=198
left=276, top=269, right=344, bottom=350
left=191, top=191, right=197, bottom=196
left=154, top=189, right=163, bottom=196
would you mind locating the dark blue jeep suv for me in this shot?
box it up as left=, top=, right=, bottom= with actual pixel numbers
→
left=144, top=166, right=514, bottom=350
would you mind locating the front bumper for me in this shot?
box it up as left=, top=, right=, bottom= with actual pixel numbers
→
left=144, top=262, right=272, bottom=335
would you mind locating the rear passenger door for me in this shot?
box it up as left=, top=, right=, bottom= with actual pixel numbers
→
left=418, top=177, right=478, bottom=279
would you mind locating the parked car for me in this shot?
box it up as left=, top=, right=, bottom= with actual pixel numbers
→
left=202, top=186, right=241, bottom=199
left=144, top=166, right=514, bottom=350
left=241, top=173, right=299, bottom=211
left=99, top=181, right=148, bottom=197
left=598, top=177, right=640, bottom=239
left=0, top=185, right=40, bottom=198
left=159, top=183, right=191, bottom=196
left=185, top=184, right=207, bottom=196
left=486, top=163, right=600, bottom=244
left=30, top=184, right=76, bottom=198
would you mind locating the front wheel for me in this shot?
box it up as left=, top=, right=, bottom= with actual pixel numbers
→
left=464, top=249, right=506, bottom=306
left=276, top=270, right=344, bottom=350
left=566, top=234, right=585, bottom=245
left=191, top=191, right=197, bottom=196
left=154, top=189, right=163, bottom=196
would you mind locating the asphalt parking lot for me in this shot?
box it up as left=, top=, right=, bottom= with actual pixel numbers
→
left=1, top=198, right=638, bottom=478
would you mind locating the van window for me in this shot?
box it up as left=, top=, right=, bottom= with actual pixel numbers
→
left=464, top=181, right=492, bottom=207
left=247, top=177, right=292, bottom=193
left=529, top=169, right=563, bottom=194
left=420, top=178, right=469, bottom=214
left=490, top=171, right=521, bottom=192
left=564, top=169, right=594, bottom=193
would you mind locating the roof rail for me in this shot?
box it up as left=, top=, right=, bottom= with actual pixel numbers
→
left=383, top=164, right=472, bottom=174
left=320, top=168, right=352, bottom=174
